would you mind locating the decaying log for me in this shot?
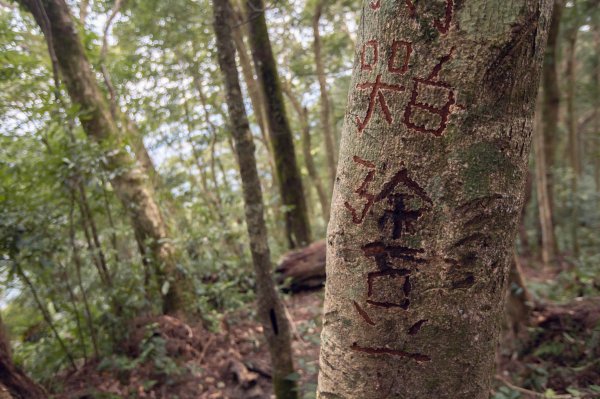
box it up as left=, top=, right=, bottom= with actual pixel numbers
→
left=275, top=240, right=326, bottom=292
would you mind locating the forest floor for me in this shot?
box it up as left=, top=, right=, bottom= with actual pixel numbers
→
left=55, top=262, right=600, bottom=399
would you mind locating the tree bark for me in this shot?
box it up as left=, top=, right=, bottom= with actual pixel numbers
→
left=594, top=13, right=600, bottom=191
left=213, top=1, right=298, bottom=398
left=18, top=0, right=185, bottom=315
left=540, top=0, right=563, bottom=230
left=313, top=0, right=338, bottom=189
left=0, top=315, right=47, bottom=399
left=317, top=1, right=553, bottom=398
left=565, top=2, right=580, bottom=257
left=534, top=94, right=558, bottom=267
left=246, top=0, right=312, bottom=249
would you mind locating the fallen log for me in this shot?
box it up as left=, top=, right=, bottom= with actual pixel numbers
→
left=275, top=240, right=326, bottom=292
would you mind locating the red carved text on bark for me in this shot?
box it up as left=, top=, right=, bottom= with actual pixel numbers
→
left=361, top=40, right=379, bottom=71
left=355, top=75, right=405, bottom=133
left=402, top=48, right=458, bottom=136
left=344, top=160, right=431, bottom=225
left=388, top=40, right=412, bottom=74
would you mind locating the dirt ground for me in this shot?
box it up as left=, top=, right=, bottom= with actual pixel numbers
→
left=51, top=282, right=600, bottom=398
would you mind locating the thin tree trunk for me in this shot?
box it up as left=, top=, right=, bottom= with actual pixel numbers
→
left=506, top=254, right=533, bottom=334
left=282, top=83, right=331, bottom=224
left=594, top=15, right=600, bottom=191
left=313, top=0, right=338, bottom=189
left=534, top=94, right=558, bottom=267
left=213, top=2, right=298, bottom=398
left=0, top=315, right=47, bottom=399
left=19, top=0, right=185, bottom=315
left=229, top=4, right=273, bottom=158
left=60, top=262, right=87, bottom=361
left=16, top=263, right=77, bottom=371
left=69, top=195, right=100, bottom=357
left=77, top=183, right=112, bottom=286
left=101, top=177, right=120, bottom=264
left=318, top=1, right=553, bottom=397
left=246, top=0, right=312, bottom=249
left=540, top=0, right=563, bottom=234
left=565, top=3, right=580, bottom=257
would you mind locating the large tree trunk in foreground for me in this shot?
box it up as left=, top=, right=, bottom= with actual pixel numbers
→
left=246, top=0, right=312, bottom=249
left=19, top=0, right=185, bottom=315
left=313, top=0, right=338, bottom=189
left=213, top=1, right=297, bottom=398
left=0, top=316, right=46, bottom=399
left=318, top=1, right=552, bottom=398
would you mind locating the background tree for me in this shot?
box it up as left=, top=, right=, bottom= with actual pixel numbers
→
left=16, top=0, right=185, bottom=314
left=214, top=1, right=298, bottom=396
left=246, top=0, right=312, bottom=249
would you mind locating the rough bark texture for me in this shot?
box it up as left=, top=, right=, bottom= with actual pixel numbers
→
left=246, top=0, right=312, bottom=249
left=213, top=1, right=298, bottom=398
left=313, top=0, right=338, bottom=189
left=19, top=0, right=184, bottom=315
left=318, top=1, right=552, bottom=398
left=0, top=315, right=47, bottom=399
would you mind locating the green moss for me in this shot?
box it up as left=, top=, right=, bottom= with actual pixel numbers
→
left=458, top=142, right=515, bottom=199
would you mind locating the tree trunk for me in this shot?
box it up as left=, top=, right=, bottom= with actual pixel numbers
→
left=283, top=83, right=331, bottom=225
left=594, top=14, right=600, bottom=191
left=565, top=3, right=580, bottom=257
left=246, top=0, right=312, bottom=249
left=0, top=315, right=47, bottom=399
left=317, top=1, right=553, bottom=398
left=213, top=1, right=298, bottom=398
left=19, top=0, right=185, bottom=315
left=229, top=3, right=272, bottom=156
left=534, top=94, right=558, bottom=267
left=540, top=0, right=563, bottom=231
left=313, top=0, right=338, bottom=189
left=506, top=255, right=533, bottom=334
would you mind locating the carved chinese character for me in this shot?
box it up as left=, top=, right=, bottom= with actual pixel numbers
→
left=356, top=75, right=405, bottom=133
left=402, top=48, right=458, bottom=137
left=361, top=40, right=378, bottom=71
left=388, top=40, right=412, bottom=75
left=355, top=40, right=413, bottom=133
left=344, top=157, right=432, bottom=225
